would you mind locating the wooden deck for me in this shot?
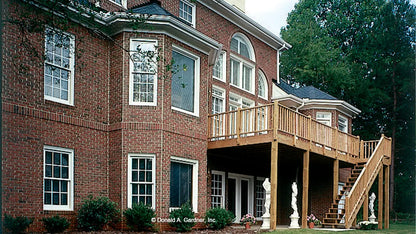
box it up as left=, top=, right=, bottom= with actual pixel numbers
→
left=208, top=102, right=384, bottom=164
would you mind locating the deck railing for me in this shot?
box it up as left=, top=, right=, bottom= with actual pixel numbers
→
left=208, top=102, right=369, bottom=160
left=344, top=136, right=392, bottom=228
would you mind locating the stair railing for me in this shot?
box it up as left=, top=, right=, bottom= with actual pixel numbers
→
left=344, top=135, right=392, bottom=228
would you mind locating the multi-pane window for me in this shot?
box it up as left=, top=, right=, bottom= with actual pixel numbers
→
left=258, top=71, right=268, bottom=99
left=179, top=0, right=195, bottom=26
left=338, top=115, right=348, bottom=133
left=230, top=35, right=253, bottom=60
left=170, top=157, right=198, bottom=211
left=44, top=28, right=75, bottom=105
left=211, top=172, right=225, bottom=208
left=171, top=47, right=200, bottom=116
left=44, top=146, right=73, bottom=211
left=213, top=52, right=225, bottom=81
left=255, top=179, right=265, bottom=218
left=212, top=87, right=225, bottom=114
left=130, top=39, right=157, bottom=105
left=316, top=112, right=332, bottom=126
left=230, top=57, right=254, bottom=93
left=129, top=155, right=155, bottom=208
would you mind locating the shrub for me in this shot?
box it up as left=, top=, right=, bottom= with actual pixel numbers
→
left=358, top=221, right=378, bottom=230
left=123, top=202, right=155, bottom=231
left=4, top=214, right=33, bottom=234
left=169, top=203, right=195, bottom=232
left=77, top=196, right=120, bottom=231
left=42, top=216, right=70, bottom=233
left=204, top=207, right=235, bottom=230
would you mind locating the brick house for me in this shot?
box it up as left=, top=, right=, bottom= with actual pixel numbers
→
left=1, top=0, right=391, bottom=232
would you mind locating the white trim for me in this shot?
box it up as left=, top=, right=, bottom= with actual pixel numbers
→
left=211, top=170, right=226, bottom=208
left=109, top=0, right=127, bottom=8
left=127, top=154, right=156, bottom=209
left=258, top=70, right=268, bottom=100
left=44, top=27, right=75, bottom=106
left=316, top=111, right=332, bottom=127
left=228, top=173, right=254, bottom=222
left=231, top=33, right=255, bottom=62
left=230, top=54, right=255, bottom=94
left=43, top=145, right=74, bottom=211
left=170, top=156, right=199, bottom=213
left=179, top=0, right=196, bottom=27
left=213, top=51, right=226, bottom=82
left=129, top=38, right=158, bottom=106
left=171, top=45, right=200, bottom=117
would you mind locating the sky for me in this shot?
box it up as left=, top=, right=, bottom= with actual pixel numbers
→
left=245, top=0, right=416, bottom=37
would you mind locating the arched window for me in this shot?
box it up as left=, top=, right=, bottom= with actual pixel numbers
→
left=230, top=33, right=255, bottom=61
left=258, top=70, right=268, bottom=99
left=230, top=33, right=255, bottom=93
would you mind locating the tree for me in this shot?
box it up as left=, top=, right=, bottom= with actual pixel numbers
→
left=280, top=0, right=415, bottom=213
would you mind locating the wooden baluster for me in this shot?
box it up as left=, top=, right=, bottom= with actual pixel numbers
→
left=236, top=108, right=241, bottom=145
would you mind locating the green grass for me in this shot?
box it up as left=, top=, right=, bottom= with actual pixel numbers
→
left=270, top=223, right=415, bottom=234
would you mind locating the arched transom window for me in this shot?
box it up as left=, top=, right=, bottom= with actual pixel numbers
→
left=258, top=70, right=268, bottom=99
left=230, top=33, right=255, bottom=61
left=230, top=33, right=255, bottom=93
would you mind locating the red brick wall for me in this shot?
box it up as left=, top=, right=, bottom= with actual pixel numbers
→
left=300, top=109, right=353, bottom=134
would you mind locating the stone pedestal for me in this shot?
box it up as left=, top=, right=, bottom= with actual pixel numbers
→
left=289, top=214, right=300, bottom=229
left=369, top=214, right=376, bottom=223
left=261, top=178, right=271, bottom=230
left=261, top=216, right=270, bottom=230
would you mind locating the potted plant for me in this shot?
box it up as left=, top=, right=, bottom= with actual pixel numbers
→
left=240, top=214, right=256, bottom=230
left=307, top=214, right=321, bottom=228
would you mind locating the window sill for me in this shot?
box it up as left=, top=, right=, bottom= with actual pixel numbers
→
left=213, top=76, right=225, bottom=83
left=230, top=84, right=255, bottom=96
left=171, top=106, right=199, bottom=118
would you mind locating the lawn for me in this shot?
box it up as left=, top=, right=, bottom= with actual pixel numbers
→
left=270, top=223, right=415, bottom=234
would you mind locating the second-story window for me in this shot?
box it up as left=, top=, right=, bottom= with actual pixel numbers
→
left=213, top=52, right=226, bottom=82
left=230, top=34, right=255, bottom=94
left=179, top=0, right=196, bottom=27
left=129, top=39, right=158, bottom=106
left=338, top=115, right=348, bottom=133
left=110, top=0, right=127, bottom=8
left=212, top=86, right=225, bottom=114
left=44, top=28, right=75, bottom=106
left=258, top=70, right=268, bottom=99
left=316, top=112, right=332, bottom=127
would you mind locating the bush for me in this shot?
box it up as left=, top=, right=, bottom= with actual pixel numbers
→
left=123, top=202, right=155, bottom=231
left=4, top=214, right=33, bottom=234
left=358, top=221, right=377, bottom=230
left=169, top=203, right=195, bottom=232
left=204, top=207, right=235, bottom=230
left=42, top=216, right=70, bottom=233
left=77, top=196, right=120, bottom=231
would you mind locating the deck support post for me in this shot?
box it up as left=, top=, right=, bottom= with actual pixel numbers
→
left=270, top=140, right=278, bottom=230
left=333, top=159, right=339, bottom=201
left=378, top=168, right=383, bottom=229
left=363, top=193, right=369, bottom=221
left=302, top=150, right=310, bottom=229
left=384, top=165, right=390, bottom=229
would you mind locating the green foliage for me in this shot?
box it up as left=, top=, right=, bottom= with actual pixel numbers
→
left=204, top=207, right=235, bottom=230
left=123, top=202, right=155, bottom=231
left=390, top=211, right=416, bottom=224
left=42, top=215, right=70, bottom=233
left=77, top=196, right=120, bottom=231
left=4, top=214, right=33, bottom=234
left=169, top=203, right=195, bottom=232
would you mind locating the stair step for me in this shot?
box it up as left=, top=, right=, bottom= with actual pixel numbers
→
left=322, top=223, right=346, bottom=228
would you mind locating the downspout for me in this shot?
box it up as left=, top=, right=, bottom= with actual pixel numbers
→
left=296, top=99, right=305, bottom=112
left=276, top=44, right=286, bottom=84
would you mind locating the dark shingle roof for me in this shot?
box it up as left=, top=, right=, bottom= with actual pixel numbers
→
left=129, top=1, right=191, bottom=26
left=275, top=80, right=338, bottom=100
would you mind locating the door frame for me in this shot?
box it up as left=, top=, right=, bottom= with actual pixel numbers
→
left=228, top=173, right=254, bottom=222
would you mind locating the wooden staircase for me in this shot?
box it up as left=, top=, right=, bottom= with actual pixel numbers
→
left=322, top=162, right=366, bottom=228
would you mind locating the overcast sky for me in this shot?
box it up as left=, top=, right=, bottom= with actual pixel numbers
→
left=245, top=0, right=416, bottom=37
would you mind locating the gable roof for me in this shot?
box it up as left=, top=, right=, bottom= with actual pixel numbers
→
left=129, top=1, right=191, bottom=26
left=275, top=80, right=338, bottom=100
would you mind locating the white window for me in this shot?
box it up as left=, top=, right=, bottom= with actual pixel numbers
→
left=44, top=28, right=75, bottom=106
left=110, top=0, right=127, bottom=8
left=129, top=39, right=158, bottom=106
left=338, top=115, right=348, bottom=133
left=212, top=86, right=225, bottom=114
left=213, top=52, right=226, bottom=82
left=316, top=112, right=332, bottom=126
left=171, top=46, right=200, bottom=117
left=170, top=156, right=199, bottom=212
left=211, top=171, right=225, bottom=208
left=258, top=70, right=268, bottom=99
left=230, top=56, right=255, bottom=93
left=43, top=146, right=73, bottom=211
left=230, top=34, right=255, bottom=60
left=255, top=179, right=265, bottom=218
left=128, top=154, right=155, bottom=209
left=229, top=93, right=254, bottom=111
left=229, top=93, right=254, bottom=135
left=179, top=0, right=196, bottom=26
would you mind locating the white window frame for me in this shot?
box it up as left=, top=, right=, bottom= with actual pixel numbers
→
left=258, top=70, right=268, bottom=100
left=43, top=145, right=74, bottom=211
left=171, top=45, right=200, bottom=117
left=338, top=115, right=348, bottom=133
left=229, top=93, right=254, bottom=110
left=228, top=173, right=254, bottom=223
left=128, top=154, right=156, bottom=209
left=316, top=112, right=332, bottom=127
left=213, top=52, right=226, bottom=82
left=230, top=54, right=255, bottom=94
left=255, top=177, right=266, bottom=219
left=129, top=39, right=158, bottom=106
left=44, top=27, right=75, bottom=106
left=211, top=170, right=225, bottom=208
left=109, top=0, right=127, bottom=8
left=179, top=0, right=196, bottom=27
left=212, top=86, right=225, bottom=114
left=170, top=156, right=199, bottom=212
left=230, top=33, right=255, bottom=61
